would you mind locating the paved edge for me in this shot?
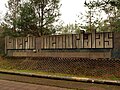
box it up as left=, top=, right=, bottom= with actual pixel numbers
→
left=0, top=70, right=120, bottom=86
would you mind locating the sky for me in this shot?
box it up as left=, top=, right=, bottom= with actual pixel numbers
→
left=60, top=0, right=86, bottom=24
left=0, top=0, right=88, bottom=24
left=0, top=0, right=8, bottom=14
left=0, top=0, right=8, bottom=21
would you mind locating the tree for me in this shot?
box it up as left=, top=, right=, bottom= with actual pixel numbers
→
left=3, top=0, right=61, bottom=36
left=59, top=23, right=81, bottom=34
left=84, top=0, right=120, bottom=32
left=101, top=0, right=120, bottom=32
left=16, top=2, right=38, bottom=36
left=4, top=0, right=21, bottom=32
left=83, top=0, right=107, bottom=32
left=30, top=0, right=61, bottom=36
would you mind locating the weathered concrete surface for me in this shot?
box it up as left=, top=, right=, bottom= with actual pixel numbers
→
left=12, top=50, right=111, bottom=59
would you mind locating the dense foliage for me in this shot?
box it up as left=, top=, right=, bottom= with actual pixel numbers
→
left=0, top=0, right=120, bottom=37
left=84, top=0, right=120, bottom=32
left=2, top=0, right=61, bottom=36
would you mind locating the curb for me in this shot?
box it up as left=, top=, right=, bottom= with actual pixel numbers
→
left=0, top=70, right=120, bottom=86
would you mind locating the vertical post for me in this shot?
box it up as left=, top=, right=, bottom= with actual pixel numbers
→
left=80, top=30, right=84, bottom=48
left=92, top=30, right=96, bottom=48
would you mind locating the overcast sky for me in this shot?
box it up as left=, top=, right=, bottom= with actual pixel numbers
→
left=0, top=0, right=88, bottom=24
left=0, top=0, right=8, bottom=14
left=60, top=0, right=86, bottom=24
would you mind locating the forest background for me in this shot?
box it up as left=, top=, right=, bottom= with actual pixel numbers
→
left=0, top=0, right=120, bottom=54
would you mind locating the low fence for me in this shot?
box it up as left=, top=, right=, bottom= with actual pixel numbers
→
left=0, top=57, right=120, bottom=79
